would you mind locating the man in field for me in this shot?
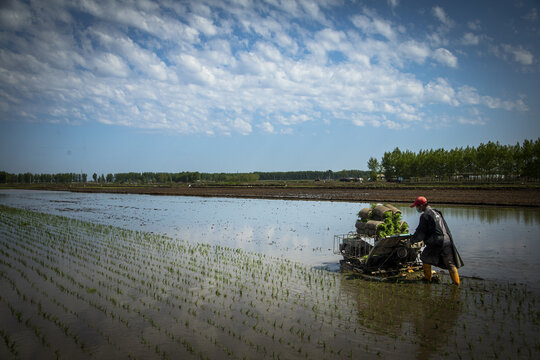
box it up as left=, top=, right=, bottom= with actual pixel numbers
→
left=410, top=196, right=464, bottom=286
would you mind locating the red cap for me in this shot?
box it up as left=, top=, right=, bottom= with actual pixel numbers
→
left=410, top=196, right=427, bottom=208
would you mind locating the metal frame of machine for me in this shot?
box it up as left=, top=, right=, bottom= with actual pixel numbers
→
left=334, top=232, right=423, bottom=280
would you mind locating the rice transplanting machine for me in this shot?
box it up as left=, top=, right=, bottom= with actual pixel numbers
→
left=333, top=204, right=424, bottom=280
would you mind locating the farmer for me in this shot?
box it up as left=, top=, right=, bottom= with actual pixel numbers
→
left=409, top=196, right=464, bottom=286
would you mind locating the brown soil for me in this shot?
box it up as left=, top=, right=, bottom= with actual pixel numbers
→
left=62, top=185, right=540, bottom=207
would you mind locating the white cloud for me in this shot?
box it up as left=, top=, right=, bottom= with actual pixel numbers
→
left=467, top=20, right=481, bottom=31
left=259, top=121, right=275, bottom=133
left=426, top=32, right=448, bottom=47
left=458, top=117, right=486, bottom=126
left=177, top=54, right=216, bottom=85
left=315, top=28, right=347, bottom=49
left=458, top=108, right=487, bottom=126
left=433, top=48, right=458, bottom=68
left=0, top=0, right=31, bottom=30
left=90, top=28, right=173, bottom=81
left=280, top=127, right=293, bottom=135
left=0, top=0, right=529, bottom=136
left=277, top=114, right=312, bottom=126
left=276, top=33, right=299, bottom=54
left=351, top=14, right=396, bottom=41
left=425, top=78, right=458, bottom=105
left=457, top=86, right=528, bottom=111
left=457, top=86, right=481, bottom=105
left=351, top=113, right=384, bottom=127
left=503, top=45, right=534, bottom=65
left=80, top=0, right=198, bottom=42
left=398, top=41, right=430, bottom=64
left=462, top=32, right=480, bottom=46
left=432, top=6, right=454, bottom=27
left=189, top=15, right=218, bottom=36
left=255, top=42, right=284, bottom=62
left=91, top=53, right=131, bottom=77
left=388, top=0, right=399, bottom=9
left=493, top=44, right=535, bottom=65
left=382, top=118, right=408, bottom=129
left=232, top=118, right=252, bottom=135
left=299, top=0, right=325, bottom=22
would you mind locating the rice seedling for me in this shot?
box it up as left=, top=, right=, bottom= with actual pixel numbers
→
left=0, top=204, right=539, bottom=359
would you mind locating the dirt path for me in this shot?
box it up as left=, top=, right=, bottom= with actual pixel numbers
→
left=66, top=185, right=540, bottom=206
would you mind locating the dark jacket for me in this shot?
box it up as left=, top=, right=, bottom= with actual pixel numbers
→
left=411, top=206, right=464, bottom=269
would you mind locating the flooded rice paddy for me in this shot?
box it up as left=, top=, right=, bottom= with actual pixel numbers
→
left=0, top=190, right=539, bottom=290
left=0, top=190, right=539, bottom=359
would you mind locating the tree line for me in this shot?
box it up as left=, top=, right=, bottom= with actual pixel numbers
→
left=257, top=170, right=369, bottom=181
left=367, top=138, right=540, bottom=181
left=0, top=172, right=87, bottom=184
left=0, top=171, right=261, bottom=184
left=109, top=172, right=261, bottom=184
left=0, top=169, right=370, bottom=184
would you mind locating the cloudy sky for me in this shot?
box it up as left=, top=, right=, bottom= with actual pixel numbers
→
left=0, top=0, right=538, bottom=174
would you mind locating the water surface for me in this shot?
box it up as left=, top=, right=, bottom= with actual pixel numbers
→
left=1, top=189, right=539, bottom=291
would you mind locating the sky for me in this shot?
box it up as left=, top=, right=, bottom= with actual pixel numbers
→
left=0, top=0, right=539, bottom=175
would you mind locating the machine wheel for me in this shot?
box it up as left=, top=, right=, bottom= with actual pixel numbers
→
left=395, top=246, right=408, bottom=258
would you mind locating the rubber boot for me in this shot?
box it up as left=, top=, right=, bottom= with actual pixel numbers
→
left=448, top=266, right=460, bottom=286
left=423, top=264, right=432, bottom=282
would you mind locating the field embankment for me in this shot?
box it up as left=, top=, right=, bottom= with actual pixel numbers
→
left=3, top=182, right=540, bottom=206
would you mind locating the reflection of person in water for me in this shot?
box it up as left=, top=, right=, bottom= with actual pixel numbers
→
left=341, top=277, right=463, bottom=360
left=413, top=285, right=462, bottom=360
left=410, top=196, right=464, bottom=285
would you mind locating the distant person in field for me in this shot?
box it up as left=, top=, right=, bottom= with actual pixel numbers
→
left=409, top=196, right=464, bottom=286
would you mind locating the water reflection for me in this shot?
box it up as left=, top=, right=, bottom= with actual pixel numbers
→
left=434, top=205, right=540, bottom=225
left=340, top=279, right=462, bottom=360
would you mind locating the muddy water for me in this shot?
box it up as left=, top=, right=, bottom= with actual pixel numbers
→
left=0, top=189, right=539, bottom=292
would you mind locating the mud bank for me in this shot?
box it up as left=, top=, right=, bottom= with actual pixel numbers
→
left=64, top=185, right=540, bottom=207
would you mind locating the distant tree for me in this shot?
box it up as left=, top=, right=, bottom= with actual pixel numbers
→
left=521, top=138, right=540, bottom=179
left=157, top=173, right=170, bottom=183
left=381, top=148, right=402, bottom=178
left=367, top=157, right=380, bottom=181
left=476, top=141, right=497, bottom=175
left=22, top=172, right=33, bottom=183
left=92, top=173, right=97, bottom=182
left=367, top=157, right=380, bottom=172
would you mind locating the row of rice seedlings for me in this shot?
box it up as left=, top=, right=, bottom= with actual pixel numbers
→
left=0, top=207, right=352, bottom=358
left=0, top=237, right=139, bottom=358
left=0, top=209, right=200, bottom=358
left=3, top=205, right=410, bottom=358
left=0, top=328, right=19, bottom=358
left=0, top=207, right=506, bottom=358
left=0, top=269, right=97, bottom=356
left=1, top=204, right=539, bottom=359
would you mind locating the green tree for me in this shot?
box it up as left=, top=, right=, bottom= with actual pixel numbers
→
left=521, top=138, right=540, bottom=179
left=367, top=157, right=380, bottom=172
left=367, top=157, right=380, bottom=181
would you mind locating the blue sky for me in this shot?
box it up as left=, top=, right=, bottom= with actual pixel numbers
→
left=0, top=0, right=538, bottom=175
